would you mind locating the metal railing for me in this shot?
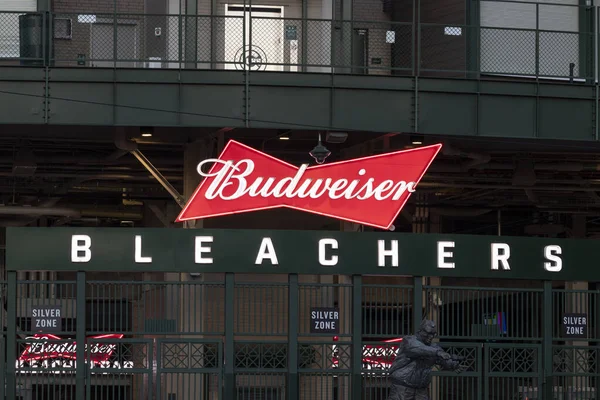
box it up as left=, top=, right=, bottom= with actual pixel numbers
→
left=0, top=0, right=596, bottom=82
left=2, top=275, right=600, bottom=399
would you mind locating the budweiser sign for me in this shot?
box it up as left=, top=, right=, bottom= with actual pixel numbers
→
left=176, top=140, right=441, bottom=229
left=332, top=337, right=402, bottom=371
left=17, top=333, right=133, bottom=372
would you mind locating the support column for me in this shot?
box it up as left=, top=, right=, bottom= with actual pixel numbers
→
left=164, top=139, right=214, bottom=399
left=288, top=274, right=299, bottom=400
left=427, top=213, right=441, bottom=400
left=6, top=271, right=16, bottom=400
left=564, top=215, right=590, bottom=397
left=76, top=272, right=86, bottom=400
left=565, top=280, right=590, bottom=396
left=338, top=0, right=352, bottom=74
left=184, top=0, right=198, bottom=69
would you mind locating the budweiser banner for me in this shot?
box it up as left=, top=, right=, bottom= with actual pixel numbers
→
left=17, top=333, right=133, bottom=373
left=332, top=337, right=402, bottom=371
left=177, top=140, right=442, bottom=230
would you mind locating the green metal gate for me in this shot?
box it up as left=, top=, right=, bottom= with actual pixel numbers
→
left=1, top=274, right=599, bottom=400
left=157, top=338, right=223, bottom=400
left=86, top=337, right=154, bottom=400
left=484, top=343, right=542, bottom=400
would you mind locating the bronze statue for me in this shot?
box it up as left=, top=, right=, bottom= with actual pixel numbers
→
left=387, top=320, right=465, bottom=400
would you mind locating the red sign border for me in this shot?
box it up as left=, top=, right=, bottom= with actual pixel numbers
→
left=19, top=333, right=125, bottom=364
left=176, top=140, right=442, bottom=230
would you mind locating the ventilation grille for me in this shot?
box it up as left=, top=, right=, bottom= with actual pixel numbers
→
left=54, top=18, right=72, bottom=40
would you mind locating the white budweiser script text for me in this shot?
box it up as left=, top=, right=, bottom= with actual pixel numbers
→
left=23, top=336, right=116, bottom=355
left=197, top=159, right=417, bottom=201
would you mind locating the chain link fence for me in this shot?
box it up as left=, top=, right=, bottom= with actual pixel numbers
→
left=0, top=2, right=596, bottom=80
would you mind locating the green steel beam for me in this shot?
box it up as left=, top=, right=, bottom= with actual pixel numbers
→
left=351, top=275, right=362, bottom=399
left=542, top=280, right=553, bottom=400
left=76, top=271, right=86, bottom=400
left=5, top=272, right=16, bottom=400
left=287, top=274, right=299, bottom=400
left=224, top=272, right=235, bottom=400
left=413, top=276, right=423, bottom=331
left=2, top=68, right=599, bottom=141
left=11, top=227, right=600, bottom=281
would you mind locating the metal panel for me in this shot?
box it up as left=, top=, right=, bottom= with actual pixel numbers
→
left=484, top=343, right=542, bottom=400
left=0, top=2, right=37, bottom=60
left=3, top=272, right=600, bottom=400
left=13, top=227, right=600, bottom=281
left=85, top=337, right=154, bottom=400
left=480, top=0, right=581, bottom=78
left=157, top=338, right=223, bottom=400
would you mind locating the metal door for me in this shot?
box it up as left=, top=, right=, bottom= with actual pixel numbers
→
left=484, top=343, right=542, bottom=400
left=90, top=22, right=138, bottom=68
left=156, top=338, right=223, bottom=400
left=225, top=5, right=284, bottom=71
left=351, top=29, right=368, bottom=75
left=85, top=337, right=154, bottom=400
left=430, top=342, right=482, bottom=400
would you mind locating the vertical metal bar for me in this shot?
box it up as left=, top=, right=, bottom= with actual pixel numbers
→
left=76, top=272, right=86, bottom=400
left=543, top=281, right=553, bottom=400
left=211, top=0, right=217, bottom=69
left=224, top=273, right=235, bottom=400
left=411, top=0, right=416, bottom=75
left=594, top=4, right=600, bottom=84
left=113, top=0, right=117, bottom=68
left=48, top=10, right=53, bottom=68
left=302, top=0, right=308, bottom=72
left=42, top=11, right=47, bottom=67
left=44, top=12, right=51, bottom=123
left=352, top=275, right=363, bottom=399
left=416, top=0, right=421, bottom=76
left=288, top=274, right=299, bottom=400
left=179, top=5, right=183, bottom=70
left=6, top=271, right=16, bottom=400
left=535, top=3, right=539, bottom=78
left=594, top=5, right=600, bottom=140
left=413, top=276, right=423, bottom=330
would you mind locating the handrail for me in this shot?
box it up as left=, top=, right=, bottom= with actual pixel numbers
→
left=0, top=9, right=594, bottom=83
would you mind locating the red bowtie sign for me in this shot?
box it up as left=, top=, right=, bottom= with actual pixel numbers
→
left=19, top=333, right=124, bottom=364
left=177, top=140, right=441, bottom=230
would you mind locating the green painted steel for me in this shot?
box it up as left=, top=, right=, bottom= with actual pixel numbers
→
left=1, top=275, right=599, bottom=399
left=6, top=226, right=599, bottom=280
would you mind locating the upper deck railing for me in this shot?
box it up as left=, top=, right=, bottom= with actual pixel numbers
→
left=0, top=0, right=596, bottom=82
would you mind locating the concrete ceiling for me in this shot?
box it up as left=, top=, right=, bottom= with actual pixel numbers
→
left=1, top=125, right=600, bottom=236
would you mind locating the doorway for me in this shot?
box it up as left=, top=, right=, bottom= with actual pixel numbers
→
left=90, top=20, right=139, bottom=68
left=225, top=5, right=284, bottom=71
left=351, top=28, right=368, bottom=75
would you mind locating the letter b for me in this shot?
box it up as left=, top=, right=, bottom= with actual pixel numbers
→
left=71, top=235, right=91, bottom=262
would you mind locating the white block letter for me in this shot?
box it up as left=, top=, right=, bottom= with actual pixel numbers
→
left=255, top=238, right=278, bottom=265
left=71, top=235, right=91, bottom=263
left=491, top=243, right=510, bottom=270
left=544, top=245, right=562, bottom=272
left=195, top=236, right=214, bottom=264
left=135, top=235, right=152, bottom=263
left=319, top=238, right=338, bottom=266
left=437, top=241, right=455, bottom=269
left=378, top=240, right=398, bottom=267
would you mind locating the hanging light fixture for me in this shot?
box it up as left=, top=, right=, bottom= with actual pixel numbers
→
left=309, top=133, right=331, bottom=164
